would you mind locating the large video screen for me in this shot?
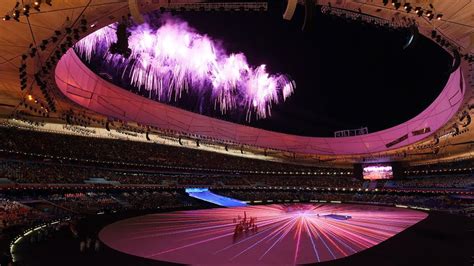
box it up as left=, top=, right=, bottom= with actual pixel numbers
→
left=363, top=165, right=393, bottom=180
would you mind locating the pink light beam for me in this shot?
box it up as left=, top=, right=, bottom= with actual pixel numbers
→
left=99, top=204, right=428, bottom=265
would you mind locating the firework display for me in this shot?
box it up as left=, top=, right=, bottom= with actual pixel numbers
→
left=99, top=203, right=427, bottom=264
left=74, top=17, right=295, bottom=121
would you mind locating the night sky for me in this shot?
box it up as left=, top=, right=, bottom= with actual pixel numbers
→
left=82, top=3, right=452, bottom=137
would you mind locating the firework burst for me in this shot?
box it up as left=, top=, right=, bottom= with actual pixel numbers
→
left=74, top=18, right=295, bottom=121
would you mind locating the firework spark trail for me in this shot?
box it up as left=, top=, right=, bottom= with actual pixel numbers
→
left=99, top=204, right=427, bottom=265
left=74, top=18, right=295, bottom=121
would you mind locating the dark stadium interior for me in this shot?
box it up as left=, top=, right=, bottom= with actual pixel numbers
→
left=0, top=1, right=473, bottom=266
left=0, top=127, right=473, bottom=265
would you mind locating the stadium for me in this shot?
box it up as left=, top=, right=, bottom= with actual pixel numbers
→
left=0, top=0, right=473, bottom=265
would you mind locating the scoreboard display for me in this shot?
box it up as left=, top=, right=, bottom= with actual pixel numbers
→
left=362, top=165, right=394, bottom=180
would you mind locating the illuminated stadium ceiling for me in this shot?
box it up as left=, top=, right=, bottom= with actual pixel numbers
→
left=75, top=6, right=452, bottom=137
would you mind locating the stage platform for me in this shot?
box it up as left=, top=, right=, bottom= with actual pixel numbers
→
left=185, top=188, right=248, bottom=207
left=99, top=203, right=427, bottom=265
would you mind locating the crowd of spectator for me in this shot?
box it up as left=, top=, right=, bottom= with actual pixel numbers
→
left=0, top=198, right=49, bottom=231
left=387, top=175, right=474, bottom=189
left=120, top=190, right=195, bottom=210
left=0, top=186, right=472, bottom=237
left=46, top=192, right=124, bottom=214
left=218, top=189, right=474, bottom=217
left=247, top=175, right=363, bottom=188
left=1, top=158, right=473, bottom=191
left=0, top=159, right=359, bottom=187
left=404, top=160, right=474, bottom=176
left=0, top=188, right=207, bottom=233
left=0, top=126, right=334, bottom=173
left=0, top=160, right=88, bottom=184
left=1, top=126, right=472, bottom=191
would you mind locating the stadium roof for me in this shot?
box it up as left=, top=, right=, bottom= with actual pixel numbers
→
left=0, top=0, right=473, bottom=161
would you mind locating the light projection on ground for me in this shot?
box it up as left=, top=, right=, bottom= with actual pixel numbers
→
left=99, top=204, right=427, bottom=265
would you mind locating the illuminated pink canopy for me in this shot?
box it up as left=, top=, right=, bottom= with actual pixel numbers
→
left=55, top=50, right=465, bottom=155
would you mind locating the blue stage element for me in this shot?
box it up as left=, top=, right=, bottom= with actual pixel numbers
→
left=186, top=188, right=248, bottom=207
